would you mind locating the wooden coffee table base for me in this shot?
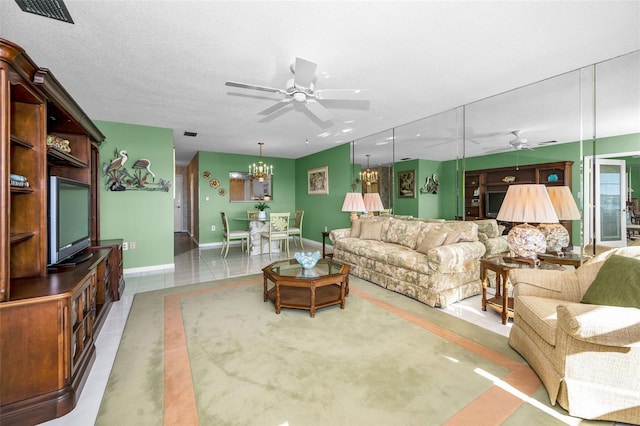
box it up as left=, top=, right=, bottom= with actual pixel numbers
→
left=265, top=284, right=344, bottom=317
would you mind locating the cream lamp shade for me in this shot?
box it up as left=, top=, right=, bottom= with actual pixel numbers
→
left=496, top=184, right=559, bottom=259
left=363, top=192, right=384, bottom=214
left=341, top=192, right=366, bottom=221
left=539, top=186, right=581, bottom=253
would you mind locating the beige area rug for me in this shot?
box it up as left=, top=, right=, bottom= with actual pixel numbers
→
left=96, top=274, right=608, bottom=426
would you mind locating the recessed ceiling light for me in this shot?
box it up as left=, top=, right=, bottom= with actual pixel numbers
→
left=376, top=141, right=389, bottom=146
left=344, top=120, right=354, bottom=124
left=317, top=132, right=331, bottom=138
left=342, top=128, right=353, bottom=133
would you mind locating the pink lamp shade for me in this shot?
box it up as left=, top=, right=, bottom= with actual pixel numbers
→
left=341, top=192, right=366, bottom=220
left=496, top=184, right=559, bottom=259
left=363, top=192, right=384, bottom=214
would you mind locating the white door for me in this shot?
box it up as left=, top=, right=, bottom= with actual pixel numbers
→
left=174, top=174, right=184, bottom=232
left=594, top=159, right=627, bottom=247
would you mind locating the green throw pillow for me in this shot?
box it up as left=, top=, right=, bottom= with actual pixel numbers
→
left=581, top=254, right=640, bottom=308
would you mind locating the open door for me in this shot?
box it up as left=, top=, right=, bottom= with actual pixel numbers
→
left=592, top=159, right=627, bottom=247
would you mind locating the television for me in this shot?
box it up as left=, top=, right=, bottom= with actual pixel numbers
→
left=485, top=190, right=507, bottom=218
left=48, top=176, right=93, bottom=266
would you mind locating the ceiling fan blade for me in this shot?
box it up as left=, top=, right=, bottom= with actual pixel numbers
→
left=225, top=81, right=285, bottom=94
left=304, top=99, right=333, bottom=122
left=537, top=140, right=559, bottom=145
left=293, top=57, right=317, bottom=89
left=315, top=89, right=368, bottom=101
left=485, top=146, right=512, bottom=154
left=258, top=98, right=292, bottom=116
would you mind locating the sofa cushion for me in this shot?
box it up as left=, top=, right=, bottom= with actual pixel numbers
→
left=415, top=229, right=447, bottom=254
left=515, top=295, right=559, bottom=346
left=475, top=219, right=500, bottom=239
left=441, top=226, right=462, bottom=245
left=359, top=220, right=384, bottom=241
left=383, top=218, right=424, bottom=249
left=442, top=221, right=478, bottom=242
left=581, top=254, right=640, bottom=309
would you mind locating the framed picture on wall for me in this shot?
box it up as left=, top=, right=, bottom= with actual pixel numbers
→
left=398, top=170, right=416, bottom=198
left=308, top=166, right=329, bottom=195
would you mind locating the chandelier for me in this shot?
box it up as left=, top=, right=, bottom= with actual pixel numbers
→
left=359, top=154, right=378, bottom=187
left=249, top=142, right=273, bottom=182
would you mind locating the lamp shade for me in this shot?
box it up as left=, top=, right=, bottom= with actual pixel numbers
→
left=496, top=184, right=559, bottom=224
left=341, top=192, right=366, bottom=220
left=546, top=186, right=580, bottom=220
left=363, top=192, right=384, bottom=213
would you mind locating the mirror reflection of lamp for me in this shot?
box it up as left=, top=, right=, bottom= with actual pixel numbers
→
left=496, top=184, right=559, bottom=262
left=363, top=193, right=384, bottom=216
left=341, top=192, right=366, bottom=221
left=539, top=186, right=581, bottom=255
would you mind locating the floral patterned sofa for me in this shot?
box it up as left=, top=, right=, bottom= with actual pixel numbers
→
left=473, top=219, right=508, bottom=257
left=329, top=216, right=486, bottom=307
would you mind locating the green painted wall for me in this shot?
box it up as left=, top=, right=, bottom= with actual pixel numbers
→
left=96, top=121, right=175, bottom=269
left=294, top=143, right=353, bottom=239
left=196, top=151, right=296, bottom=244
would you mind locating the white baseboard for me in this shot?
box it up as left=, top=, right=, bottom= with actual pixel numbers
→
left=124, top=263, right=174, bottom=275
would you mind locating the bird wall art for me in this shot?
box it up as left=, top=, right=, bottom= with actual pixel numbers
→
left=103, top=148, right=170, bottom=192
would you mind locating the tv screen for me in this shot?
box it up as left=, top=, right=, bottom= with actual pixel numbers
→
left=48, top=176, right=91, bottom=265
left=485, top=191, right=507, bottom=218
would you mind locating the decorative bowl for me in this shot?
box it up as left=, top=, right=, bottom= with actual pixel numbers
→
left=294, top=251, right=322, bottom=269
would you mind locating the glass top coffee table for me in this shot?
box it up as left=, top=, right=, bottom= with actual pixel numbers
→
left=262, top=258, right=350, bottom=317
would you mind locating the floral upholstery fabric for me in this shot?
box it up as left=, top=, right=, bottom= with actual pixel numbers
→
left=330, top=218, right=486, bottom=308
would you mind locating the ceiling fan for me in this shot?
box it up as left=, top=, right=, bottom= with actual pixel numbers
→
left=225, top=57, right=367, bottom=122
left=484, top=130, right=535, bottom=154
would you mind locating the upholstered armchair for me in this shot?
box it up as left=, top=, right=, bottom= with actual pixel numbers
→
left=508, top=246, right=640, bottom=423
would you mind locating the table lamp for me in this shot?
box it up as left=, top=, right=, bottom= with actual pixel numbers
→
left=341, top=192, right=366, bottom=221
left=363, top=192, right=384, bottom=215
left=496, top=184, right=559, bottom=260
left=539, top=186, right=581, bottom=254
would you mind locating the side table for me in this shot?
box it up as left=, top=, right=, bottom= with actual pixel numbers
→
left=322, top=231, right=333, bottom=259
left=538, top=252, right=589, bottom=268
left=481, top=256, right=565, bottom=324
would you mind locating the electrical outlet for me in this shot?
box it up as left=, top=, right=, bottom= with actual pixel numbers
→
left=130, top=241, right=136, bottom=250
left=211, top=225, right=216, bottom=231
left=122, top=242, right=128, bottom=251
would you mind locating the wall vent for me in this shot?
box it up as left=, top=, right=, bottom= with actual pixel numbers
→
left=14, top=0, right=74, bottom=24
left=183, top=131, right=198, bottom=137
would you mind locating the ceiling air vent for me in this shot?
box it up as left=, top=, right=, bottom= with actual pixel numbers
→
left=14, top=0, right=74, bottom=24
left=183, top=131, right=198, bottom=137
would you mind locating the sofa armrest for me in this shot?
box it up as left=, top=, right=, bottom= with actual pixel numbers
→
left=510, top=269, right=582, bottom=302
left=557, top=303, right=640, bottom=347
left=428, top=241, right=486, bottom=273
left=329, top=228, right=350, bottom=243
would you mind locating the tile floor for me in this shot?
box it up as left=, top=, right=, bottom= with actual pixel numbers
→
left=41, top=233, right=511, bottom=425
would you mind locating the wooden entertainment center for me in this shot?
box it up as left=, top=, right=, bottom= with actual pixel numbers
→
left=1, top=39, right=124, bottom=424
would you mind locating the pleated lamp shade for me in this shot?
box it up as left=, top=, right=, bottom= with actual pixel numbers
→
left=363, top=192, right=384, bottom=213
left=546, top=186, right=581, bottom=220
left=341, top=192, right=366, bottom=220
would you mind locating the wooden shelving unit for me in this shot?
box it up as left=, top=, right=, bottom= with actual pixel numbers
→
left=1, top=38, right=121, bottom=425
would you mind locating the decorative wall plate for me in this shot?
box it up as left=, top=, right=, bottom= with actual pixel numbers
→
left=209, top=178, right=220, bottom=188
left=218, top=188, right=226, bottom=196
left=203, top=171, right=211, bottom=179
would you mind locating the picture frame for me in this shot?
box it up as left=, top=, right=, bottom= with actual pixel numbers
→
left=308, top=166, right=329, bottom=195
left=397, top=170, right=416, bottom=198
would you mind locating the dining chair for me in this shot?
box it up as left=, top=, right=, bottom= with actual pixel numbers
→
left=288, top=209, right=304, bottom=248
left=260, top=212, right=290, bottom=260
left=220, top=212, right=250, bottom=258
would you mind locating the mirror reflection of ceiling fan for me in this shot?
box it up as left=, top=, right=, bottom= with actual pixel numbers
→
left=484, top=130, right=558, bottom=154
left=225, top=57, right=367, bottom=122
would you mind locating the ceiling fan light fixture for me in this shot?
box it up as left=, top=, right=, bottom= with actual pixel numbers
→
left=293, top=92, right=306, bottom=102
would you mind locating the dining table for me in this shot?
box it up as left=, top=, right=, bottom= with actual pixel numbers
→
left=232, top=216, right=294, bottom=255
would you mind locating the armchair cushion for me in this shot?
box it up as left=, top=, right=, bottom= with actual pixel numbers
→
left=557, top=303, right=640, bottom=347
left=581, top=254, right=640, bottom=308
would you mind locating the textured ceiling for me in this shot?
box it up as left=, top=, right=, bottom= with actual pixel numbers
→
left=1, top=1, right=639, bottom=166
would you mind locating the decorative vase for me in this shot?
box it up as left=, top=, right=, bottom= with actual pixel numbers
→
left=258, top=210, right=266, bottom=220
left=294, top=251, right=322, bottom=269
